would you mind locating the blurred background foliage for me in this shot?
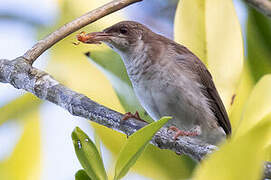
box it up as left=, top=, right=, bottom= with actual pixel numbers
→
left=0, top=0, right=271, bottom=180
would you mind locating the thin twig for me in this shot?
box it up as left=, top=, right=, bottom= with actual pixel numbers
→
left=244, top=0, right=271, bottom=17
left=23, top=0, right=142, bottom=64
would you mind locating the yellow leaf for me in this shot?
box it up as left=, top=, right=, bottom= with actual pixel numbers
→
left=0, top=93, right=42, bottom=126
left=174, top=0, right=243, bottom=110
left=193, top=113, right=271, bottom=180
left=174, top=0, right=206, bottom=63
left=234, top=75, right=271, bottom=138
left=228, top=62, right=254, bottom=131
left=0, top=112, right=41, bottom=180
left=265, top=145, right=271, bottom=162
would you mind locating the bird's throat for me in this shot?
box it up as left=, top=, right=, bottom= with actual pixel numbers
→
left=123, top=48, right=154, bottom=84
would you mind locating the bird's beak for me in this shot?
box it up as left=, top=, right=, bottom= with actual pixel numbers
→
left=76, top=31, right=111, bottom=44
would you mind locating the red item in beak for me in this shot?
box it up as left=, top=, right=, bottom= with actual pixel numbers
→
left=76, top=31, right=110, bottom=44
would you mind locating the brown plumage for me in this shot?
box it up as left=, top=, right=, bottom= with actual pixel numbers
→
left=78, top=21, right=231, bottom=144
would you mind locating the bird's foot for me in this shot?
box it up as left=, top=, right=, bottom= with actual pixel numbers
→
left=122, top=111, right=147, bottom=123
left=169, top=126, right=199, bottom=140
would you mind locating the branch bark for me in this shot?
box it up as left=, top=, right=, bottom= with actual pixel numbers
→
left=244, top=0, right=271, bottom=17
left=264, top=162, right=271, bottom=179
left=0, top=57, right=216, bottom=162
left=0, top=57, right=270, bottom=178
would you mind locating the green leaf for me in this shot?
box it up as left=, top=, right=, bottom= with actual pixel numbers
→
left=0, top=93, right=42, bottom=125
left=72, top=127, right=107, bottom=180
left=174, top=0, right=243, bottom=110
left=75, top=170, right=91, bottom=180
left=247, top=8, right=271, bottom=82
left=234, top=75, right=271, bottom=138
left=193, top=113, right=271, bottom=180
left=93, top=122, right=194, bottom=180
left=94, top=130, right=101, bottom=156
left=114, top=116, right=171, bottom=180
left=87, top=51, right=153, bottom=123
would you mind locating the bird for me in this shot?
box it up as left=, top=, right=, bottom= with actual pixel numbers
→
left=77, top=21, right=231, bottom=145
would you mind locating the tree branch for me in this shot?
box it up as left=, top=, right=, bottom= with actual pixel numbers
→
left=264, top=162, right=271, bottom=179
left=0, top=57, right=270, bottom=178
left=23, top=0, right=142, bottom=64
left=244, top=0, right=271, bottom=17
left=0, top=57, right=216, bottom=162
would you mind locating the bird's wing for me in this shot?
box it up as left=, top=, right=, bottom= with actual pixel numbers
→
left=174, top=46, right=232, bottom=135
left=193, top=57, right=231, bottom=135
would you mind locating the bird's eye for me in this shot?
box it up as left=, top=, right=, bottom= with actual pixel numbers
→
left=120, top=27, right=128, bottom=34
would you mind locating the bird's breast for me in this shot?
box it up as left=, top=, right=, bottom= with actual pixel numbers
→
left=128, top=61, right=225, bottom=144
left=132, top=70, right=202, bottom=128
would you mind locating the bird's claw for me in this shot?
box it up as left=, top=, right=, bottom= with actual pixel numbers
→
left=168, top=126, right=199, bottom=140
left=122, top=111, right=147, bottom=123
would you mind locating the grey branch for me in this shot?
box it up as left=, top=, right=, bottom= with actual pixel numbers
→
left=23, top=0, right=142, bottom=64
left=0, top=57, right=270, bottom=178
left=0, top=57, right=216, bottom=162
left=245, top=0, right=271, bottom=17
left=264, top=162, right=271, bottom=179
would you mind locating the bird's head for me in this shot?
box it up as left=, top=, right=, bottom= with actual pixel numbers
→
left=78, top=21, right=151, bottom=57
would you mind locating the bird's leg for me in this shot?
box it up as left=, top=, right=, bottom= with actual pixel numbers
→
left=122, top=111, right=147, bottom=123
left=169, top=126, right=199, bottom=140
